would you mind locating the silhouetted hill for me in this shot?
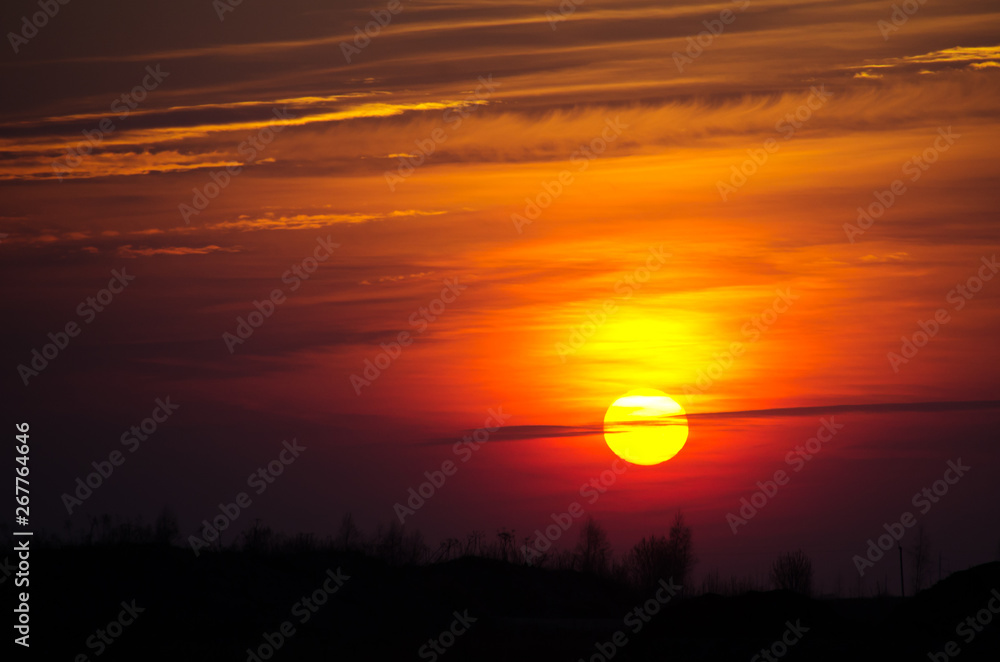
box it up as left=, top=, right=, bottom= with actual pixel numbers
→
left=28, top=545, right=1000, bottom=661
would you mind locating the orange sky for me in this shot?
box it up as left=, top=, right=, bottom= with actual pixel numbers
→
left=2, top=0, right=999, bottom=591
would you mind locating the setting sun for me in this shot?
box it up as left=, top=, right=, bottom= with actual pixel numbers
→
left=603, top=388, right=689, bottom=465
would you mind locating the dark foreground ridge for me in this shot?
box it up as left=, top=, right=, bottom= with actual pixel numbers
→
left=26, top=545, right=1000, bottom=661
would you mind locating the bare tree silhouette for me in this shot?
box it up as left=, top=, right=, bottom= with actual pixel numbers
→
left=700, top=568, right=765, bottom=596
left=574, top=517, right=613, bottom=575
left=242, top=519, right=275, bottom=554
left=372, top=520, right=426, bottom=565
left=154, top=507, right=180, bottom=546
left=466, top=530, right=484, bottom=556
left=625, top=511, right=694, bottom=588
left=497, top=528, right=517, bottom=563
left=771, top=549, right=813, bottom=596
left=336, top=513, right=361, bottom=551
left=668, top=511, right=695, bottom=584
left=433, top=537, right=462, bottom=562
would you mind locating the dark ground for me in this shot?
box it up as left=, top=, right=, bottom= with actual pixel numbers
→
left=23, top=546, right=1000, bottom=661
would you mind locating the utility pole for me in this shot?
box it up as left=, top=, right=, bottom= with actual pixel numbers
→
left=898, top=544, right=905, bottom=597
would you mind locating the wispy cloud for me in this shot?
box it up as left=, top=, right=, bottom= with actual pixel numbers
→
left=423, top=401, right=1000, bottom=445
left=205, top=209, right=446, bottom=232
left=117, top=244, right=243, bottom=258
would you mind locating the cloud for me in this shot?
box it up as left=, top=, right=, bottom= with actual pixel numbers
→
left=360, top=271, right=434, bottom=285
left=859, top=252, right=909, bottom=263
left=204, top=210, right=446, bottom=232
left=428, top=401, right=1000, bottom=445
left=0, top=95, right=493, bottom=180
left=850, top=44, right=1000, bottom=75
left=901, top=45, right=1000, bottom=66
left=683, top=400, right=1000, bottom=420
left=117, top=244, right=243, bottom=258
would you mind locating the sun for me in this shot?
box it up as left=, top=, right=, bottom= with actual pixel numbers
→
left=603, top=388, right=689, bottom=465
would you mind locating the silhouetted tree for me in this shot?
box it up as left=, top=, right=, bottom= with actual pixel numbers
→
left=242, top=519, right=275, bottom=554
left=374, top=520, right=403, bottom=564
left=336, top=513, right=362, bottom=551
left=401, top=527, right=428, bottom=564
left=609, top=556, right=630, bottom=585
left=433, top=537, right=462, bottom=562
left=700, top=568, right=722, bottom=595
left=553, top=548, right=576, bottom=571
left=668, top=512, right=695, bottom=584
left=771, top=549, right=813, bottom=596
left=99, top=514, right=112, bottom=542
left=154, top=507, right=180, bottom=546
left=626, top=512, right=695, bottom=588
left=497, top=528, right=517, bottom=563
left=88, top=515, right=155, bottom=546
left=372, top=520, right=427, bottom=565
left=699, top=569, right=765, bottom=596
left=874, top=570, right=890, bottom=598
left=466, top=530, right=484, bottom=556
left=574, top=517, right=613, bottom=575
left=284, top=532, right=320, bottom=554
left=628, top=536, right=666, bottom=587
left=520, top=535, right=541, bottom=566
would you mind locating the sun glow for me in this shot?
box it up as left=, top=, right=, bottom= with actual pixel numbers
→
left=603, top=388, right=689, bottom=465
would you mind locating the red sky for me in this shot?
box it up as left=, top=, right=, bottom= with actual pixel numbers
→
left=2, top=0, right=999, bottom=593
